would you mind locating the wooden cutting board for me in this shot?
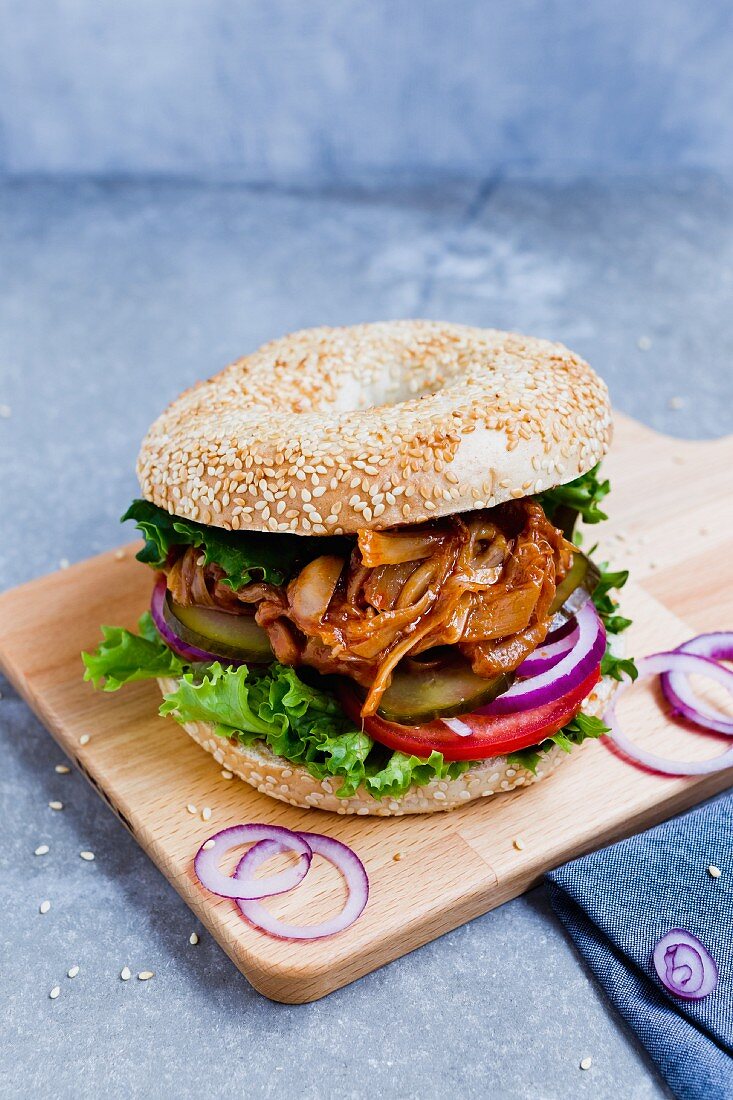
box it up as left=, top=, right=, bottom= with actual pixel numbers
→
left=1, top=414, right=732, bottom=1004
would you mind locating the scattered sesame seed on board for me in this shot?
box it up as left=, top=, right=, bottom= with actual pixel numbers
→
left=137, top=971, right=154, bottom=981
left=221, top=769, right=233, bottom=780
left=201, top=807, right=212, bottom=822
left=49, top=986, right=61, bottom=1000
left=392, top=853, right=402, bottom=862
left=48, top=801, right=63, bottom=811
left=79, top=734, right=91, bottom=746
left=513, top=837, right=526, bottom=851
left=580, top=1056, right=593, bottom=1071
left=120, top=966, right=131, bottom=981
left=189, top=932, right=200, bottom=945
left=636, top=336, right=652, bottom=351
left=34, top=844, right=49, bottom=856
left=186, top=803, right=197, bottom=815
left=54, top=764, right=70, bottom=774
left=668, top=396, right=684, bottom=410
left=59, top=558, right=70, bottom=570
left=39, top=900, right=51, bottom=914
left=114, top=548, right=125, bottom=560
left=0, top=403, right=11, bottom=418
left=202, top=839, right=215, bottom=851
left=708, top=865, right=722, bottom=879
left=80, top=851, right=95, bottom=861
left=67, top=966, right=80, bottom=979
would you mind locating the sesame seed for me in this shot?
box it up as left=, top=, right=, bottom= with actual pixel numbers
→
left=513, top=837, right=526, bottom=851
left=80, top=851, right=95, bottom=861
left=39, top=900, right=51, bottom=914
left=579, top=1056, right=593, bottom=1071
left=0, top=403, right=11, bottom=418
left=186, top=804, right=197, bottom=815
left=202, top=839, right=216, bottom=851
left=59, top=558, right=70, bottom=570
left=189, top=932, right=200, bottom=945
left=79, top=734, right=91, bottom=746
left=221, top=770, right=233, bottom=780
left=201, top=807, right=212, bottom=822
left=54, top=764, right=70, bottom=774
left=67, top=966, right=80, bottom=979
left=34, top=844, right=49, bottom=856
left=392, top=853, right=402, bottom=862
left=668, top=396, right=684, bottom=410
left=137, top=971, right=154, bottom=981
left=48, top=801, right=63, bottom=811
left=708, top=865, right=722, bottom=879
left=49, top=986, right=61, bottom=1000
left=120, top=966, right=131, bottom=981
left=114, top=548, right=125, bottom=560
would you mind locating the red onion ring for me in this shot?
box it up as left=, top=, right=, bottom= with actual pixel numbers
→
left=235, top=832, right=369, bottom=940
left=605, top=652, right=733, bottom=775
left=661, top=632, right=733, bottom=736
left=653, top=928, right=719, bottom=1000
left=546, top=616, right=580, bottom=644
left=194, top=824, right=312, bottom=899
left=442, top=717, right=474, bottom=737
left=480, top=601, right=605, bottom=714
left=151, top=576, right=244, bottom=666
left=516, top=622, right=579, bottom=677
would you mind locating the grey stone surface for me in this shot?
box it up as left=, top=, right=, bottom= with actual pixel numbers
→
left=1, top=1, right=733, bottom=180
left=3, top=175, right=731, bottom=1099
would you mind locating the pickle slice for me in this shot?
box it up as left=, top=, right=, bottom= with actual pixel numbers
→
left=549, top=551, right=600, bottom=620
left=374, top=657, right=513, bottom=724
left=163, top=595, right=273, bottom=663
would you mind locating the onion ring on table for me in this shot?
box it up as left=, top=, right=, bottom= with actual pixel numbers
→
left=605, top=652, right=733, bottom=775
left=235, top=832, right=369, bottom=940
left=661, top=632, right=733, bottom=736
left=194, top=824, right=312, bottom=899
left=652, top=928, right=719, bottom=1000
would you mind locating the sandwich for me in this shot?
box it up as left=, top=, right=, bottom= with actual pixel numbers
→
left=84, top=321, right=635, bottom=814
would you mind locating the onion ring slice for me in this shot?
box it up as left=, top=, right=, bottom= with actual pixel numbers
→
left=661, top=632, right=733, bottom=735
left=235, top=832, right=369, bottom=940
left=516, top=622, right=579, bottom=676
left=605, top=653, right=733, bottom=775
left=652, top=928, right=719, bottom=1000
left=194, top=824, right=312, bottom=899
left=481, top=601, right=605, bottom=714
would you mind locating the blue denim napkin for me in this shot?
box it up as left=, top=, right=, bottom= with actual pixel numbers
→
left=545, top=792, right=733, bottom=1100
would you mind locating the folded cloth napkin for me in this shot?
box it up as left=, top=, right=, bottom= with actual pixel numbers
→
left=546, top=792, right=733, bottom=1100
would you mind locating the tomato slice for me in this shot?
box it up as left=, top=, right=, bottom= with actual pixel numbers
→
left=338, top=665, right=601, bottom=761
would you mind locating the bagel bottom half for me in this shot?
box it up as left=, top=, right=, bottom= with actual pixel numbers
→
left=157, top=653, right=621, bottom=816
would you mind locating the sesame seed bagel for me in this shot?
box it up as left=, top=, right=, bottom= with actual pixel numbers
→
left=157, top=656, right=620, bottom=816
left=137, top=321, right=611, bottom=537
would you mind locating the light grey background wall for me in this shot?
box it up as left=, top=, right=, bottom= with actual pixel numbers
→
left=1, top=0, right=732, bottom=181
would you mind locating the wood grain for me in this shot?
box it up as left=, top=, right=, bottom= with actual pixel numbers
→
left=1, top=413, right=731, bottom=1003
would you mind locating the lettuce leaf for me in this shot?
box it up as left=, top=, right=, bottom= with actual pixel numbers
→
left=506, top=711, right=609, bottom=774
left=81, top=620, right=468, bottom=799
left=159, top=661, right=468, bottom=798
left=538, top=464, right=610, bottom=529
left=122, top=499, right=347, bottom=590
left=82, top=612, right=185, bottom=690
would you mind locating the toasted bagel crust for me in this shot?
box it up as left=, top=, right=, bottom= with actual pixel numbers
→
left=158, top=663, right=619, bottom=816
left=138, top=321, right=611, bottom=537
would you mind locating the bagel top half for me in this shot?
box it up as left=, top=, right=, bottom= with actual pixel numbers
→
left=137, top=321, right=611, bottom=536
